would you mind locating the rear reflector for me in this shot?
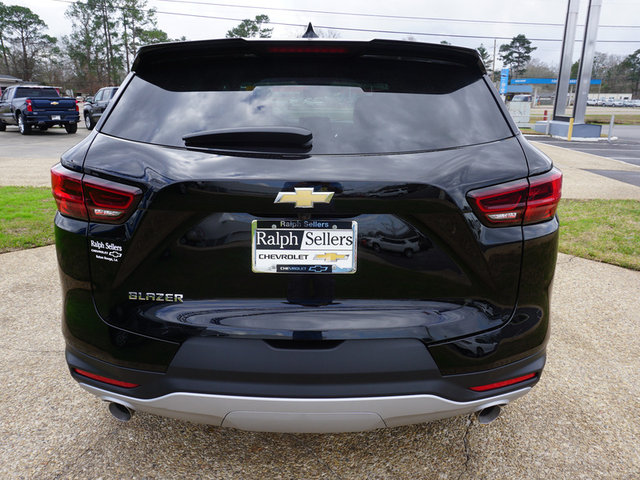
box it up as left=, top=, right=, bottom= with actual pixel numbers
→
left=470, top=373, right=536, bottom=392
left=73, top=368, right=139, bottom=388
left=51, top=164, right=142, bottom=224
left=467, top=168, right=562, bottom=226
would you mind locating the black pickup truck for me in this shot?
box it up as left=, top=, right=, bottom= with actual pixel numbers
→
left=0, top=85, right=79, bottom=134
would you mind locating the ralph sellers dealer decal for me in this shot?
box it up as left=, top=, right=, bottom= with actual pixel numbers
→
left=90, top=239, right=123, bottom=263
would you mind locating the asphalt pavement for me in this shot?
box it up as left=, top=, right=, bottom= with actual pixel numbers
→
left=0, top=125, right=91, bottom=186
left=531, top=141, right=640, bottom=197
left=527, top=125, right=640, bottom=170
left=1, top=130, right=640, bottom=479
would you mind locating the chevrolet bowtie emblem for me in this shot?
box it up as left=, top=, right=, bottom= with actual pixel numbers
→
left=314, top=253, right=347, bottom=262
left=274, top=187, right=334, bottom=208
left=51, top=101, right=59, bottom=105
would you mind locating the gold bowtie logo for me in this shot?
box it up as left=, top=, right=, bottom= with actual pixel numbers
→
left=51, top=101, right=59, bottom=105
left=314, top=253, right=347, bottom=262
left=274, top=187, right=334, bottom=208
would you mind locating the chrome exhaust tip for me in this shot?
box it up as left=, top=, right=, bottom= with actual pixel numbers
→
left=476, top=405, right=502, bottom=424
left=108, top=402, right=134, bottom=422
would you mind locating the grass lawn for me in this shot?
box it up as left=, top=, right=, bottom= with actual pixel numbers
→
left=585, top=114, right=640, bottom=126
left=557, top=199, right=640, bottom=270
left=1, top=188, right=639, bottom=272
left=0, top=186, right=57, bottom=253
left=527, top=114, right=640, bottom=126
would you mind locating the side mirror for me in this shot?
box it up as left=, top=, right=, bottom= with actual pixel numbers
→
left=85, top=96, right=94, bottom=104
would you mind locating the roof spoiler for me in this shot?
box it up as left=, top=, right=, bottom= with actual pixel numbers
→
left=132, top=38, right=485, bottom=75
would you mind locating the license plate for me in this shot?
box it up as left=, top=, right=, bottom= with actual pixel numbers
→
left=52, top=115, right=61, bottom=120
left=252, top=220, right=357, bottom=274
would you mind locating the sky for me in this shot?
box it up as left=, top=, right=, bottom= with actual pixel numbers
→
left=4, top=0, right=640, bottom=70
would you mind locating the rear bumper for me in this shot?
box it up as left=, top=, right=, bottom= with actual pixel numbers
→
left=24, top=113, right=79, bottom=125
left=79, top=383, right=530, bottom=433
left=66, top=339, right=544, bottom=432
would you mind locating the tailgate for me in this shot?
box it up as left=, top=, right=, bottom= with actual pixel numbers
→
left=85, top=134, right=527, bottom=343
left=31, top=98, right=76, bottom=111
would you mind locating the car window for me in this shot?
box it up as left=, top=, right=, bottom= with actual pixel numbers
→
left=94, top=90, right=104, bottom=102
left=102, top=57, right=512, bottom=154
left=15, top=87, right=59, bottom=98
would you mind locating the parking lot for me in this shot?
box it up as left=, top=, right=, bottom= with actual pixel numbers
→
left=1, top=130, right=640, bottom=479
left=0, top=124, right=91, bottom=186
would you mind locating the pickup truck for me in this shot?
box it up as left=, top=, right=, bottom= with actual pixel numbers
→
left=0, top=85, right=79, bottom=134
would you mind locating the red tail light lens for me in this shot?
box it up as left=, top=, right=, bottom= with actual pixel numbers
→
left=51, top=164, right=142, bottom=224
left=51, top=165, right=87, bottom=219
left=73, top=368, right=139, bottom=388
left=75, top=99, right=79, bottom=112
left=470, top=372, right=536, bottom=392
left=467, top=168, right=562, bottom=226
left=26, top=99, right=33, bottom=112
left=524, top=169, right=563, bottom=223
left=84, top=177, right=142, bottom=223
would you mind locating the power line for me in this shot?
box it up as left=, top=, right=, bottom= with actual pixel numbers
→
left=152, top=0, right=640, bottom=29
left=154, top=0, right=569, bottom=27
left=44, top=0, right=640, bottom=44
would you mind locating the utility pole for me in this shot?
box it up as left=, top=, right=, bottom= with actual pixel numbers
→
left=492, top=38, right=497, bottom=84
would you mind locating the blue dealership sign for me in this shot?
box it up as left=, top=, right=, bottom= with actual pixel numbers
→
left=499, top=68, right=509, bottom=94
left=511, top=78, right=601, bottom=85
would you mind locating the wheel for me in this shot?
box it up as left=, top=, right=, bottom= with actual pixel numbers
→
left=65, top=122, right=78, bottom=134
left=372, top=243, right=381, bottom=253
left=0, top=122, right=6, bottom=131
left=403, top=248, right=414, bottom=258
left=18, top=114, right=31, bottom=135
left=84, top=112, right=96, bottom=130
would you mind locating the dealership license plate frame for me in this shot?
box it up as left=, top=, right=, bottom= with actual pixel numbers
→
left=251, top=220, right=357, bottom=274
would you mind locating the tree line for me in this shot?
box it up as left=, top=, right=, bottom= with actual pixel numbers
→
left=0, top=0, right=179, bottom=94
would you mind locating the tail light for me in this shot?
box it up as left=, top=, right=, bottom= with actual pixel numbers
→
left=51, top=166, right=87, bottom=219
left=75, top=99, right=79, bottom=112
left=51, top=164, right=142, bottom=224
left=467, top=168, right=562, bottom=226
left=26, top=99, right=33, bottom=112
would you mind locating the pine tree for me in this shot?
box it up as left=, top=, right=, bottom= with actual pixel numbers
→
left=499, top=35, right=537, bottom=76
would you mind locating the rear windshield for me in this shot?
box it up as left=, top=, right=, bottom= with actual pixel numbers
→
left=15, top=87, right=59, bottom=98
left=102, top=56, right=512, bottom=154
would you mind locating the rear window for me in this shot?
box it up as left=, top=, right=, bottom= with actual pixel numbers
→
left=15, top=87, right=59, bottom=98
left=102, top=56, right=512, bottom=154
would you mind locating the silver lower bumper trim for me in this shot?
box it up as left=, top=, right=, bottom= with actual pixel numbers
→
left=79, top=383, right=530, bottom=433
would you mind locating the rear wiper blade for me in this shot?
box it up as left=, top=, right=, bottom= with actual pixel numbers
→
left=182, top=126, right=312, bottom=152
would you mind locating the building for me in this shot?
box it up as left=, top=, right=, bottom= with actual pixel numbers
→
left=0, top=74, right=23, bottom=94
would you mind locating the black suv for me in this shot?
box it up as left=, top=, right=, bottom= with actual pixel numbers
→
left=52, top=38, right=561, bottom=433
left=83, top=86, right=118, bottom=130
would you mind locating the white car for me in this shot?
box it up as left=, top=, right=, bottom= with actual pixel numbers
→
left=368, top=235, right=421, bottom=257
